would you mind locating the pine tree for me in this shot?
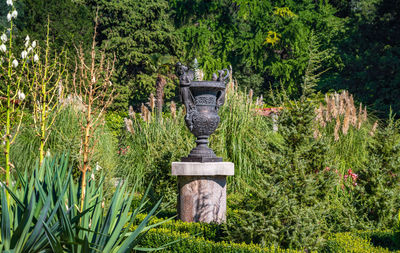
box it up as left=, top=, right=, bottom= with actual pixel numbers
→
left=91, top=0, right=183, bottom=110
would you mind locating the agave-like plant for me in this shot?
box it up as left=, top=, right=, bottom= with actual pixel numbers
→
left=0, top=154, right=166, bottom=252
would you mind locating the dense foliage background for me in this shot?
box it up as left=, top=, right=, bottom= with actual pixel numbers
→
left=1, top=0, right=398, bottom=115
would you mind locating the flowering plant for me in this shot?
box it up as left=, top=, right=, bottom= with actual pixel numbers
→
left=0, top=0, right=39, bottom=193
left=324, top=166, right=358, bottom=190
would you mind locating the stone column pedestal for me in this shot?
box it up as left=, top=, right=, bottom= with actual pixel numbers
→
left=171, top=162, right=234, bottom=224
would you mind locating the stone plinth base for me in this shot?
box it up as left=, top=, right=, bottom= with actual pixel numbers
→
left=172, top=162, right=234, bottom=224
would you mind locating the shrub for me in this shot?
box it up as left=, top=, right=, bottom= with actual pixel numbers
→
left=357, top=230, right=399, bottom=251
left=353, top=112, right=400, bottom=229
left=136, top=228, right=306, bottom=253
left=134, top=213, right=225, bottom=242
left=223, top=89, right=364, bottom=250
left=133, top=213, right=400, bottom=252
left=323, top=232, right=398, bottom=253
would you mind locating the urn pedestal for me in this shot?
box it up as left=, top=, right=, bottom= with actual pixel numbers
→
left=172, top=162, right=234, bottom=223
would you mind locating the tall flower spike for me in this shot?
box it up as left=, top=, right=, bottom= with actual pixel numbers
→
left=370, top=121, right=378, bottom=136
left=334, top=116, right=341, bottom=141
left=128, top=105, right=135, bottom=120
left=170, top=101, right=176, bottom=119
left=342, top=106, right=350, bottom=135
left=149, top=93, right=155, bottom=112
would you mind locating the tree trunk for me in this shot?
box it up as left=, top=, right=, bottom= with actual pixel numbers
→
left=156, top=74, right=166, bottom=118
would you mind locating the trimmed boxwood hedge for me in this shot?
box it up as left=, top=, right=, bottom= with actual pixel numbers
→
left=134, top=213, right=225, bottom=242
left=133, top=214, right=400, bottom=252
left=137, top=228, right=304, bottom=253
left=322, top=231, right=400, bottom=252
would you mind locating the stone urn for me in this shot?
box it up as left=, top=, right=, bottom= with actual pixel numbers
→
left=176, top=63, right=229, bottom=162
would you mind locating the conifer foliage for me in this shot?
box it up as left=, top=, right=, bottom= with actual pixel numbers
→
left=92, top=0, right=183, bottom=109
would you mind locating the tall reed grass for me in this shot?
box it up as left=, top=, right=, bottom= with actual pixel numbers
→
left=316, top=91, right=377, bottom=174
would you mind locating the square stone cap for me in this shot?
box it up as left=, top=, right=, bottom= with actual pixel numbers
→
left=171, top=162, right=234, bottom=176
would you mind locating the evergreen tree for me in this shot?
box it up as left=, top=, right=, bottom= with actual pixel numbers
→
left=92, top=0, right=183, bottom=110
left=11, top=0, right=93, bottom=53
left=320, top=0, right=400, bottom=117
left=170, top=0, right=344, bottom=98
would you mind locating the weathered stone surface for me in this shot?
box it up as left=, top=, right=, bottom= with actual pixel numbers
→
left=172, top=162, right=234, bottom=176
left=172, top=162, right=234, bottom=223
left=177, top=175, right=227, bottom=223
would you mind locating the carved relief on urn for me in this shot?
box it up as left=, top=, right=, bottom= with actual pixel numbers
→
left=176, top=63, right=229, bottom=162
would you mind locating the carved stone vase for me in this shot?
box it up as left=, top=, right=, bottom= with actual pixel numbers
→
left=176, top=63, right=229, bottom=162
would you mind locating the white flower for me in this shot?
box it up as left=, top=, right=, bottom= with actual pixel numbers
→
left=24, top=36, right=30, bottom=48
left=12, top=59, right=18, bottom=68
left=33, top=54, right=39, bottom=62
left=27, top=46, right=33, bottom=53
left=0, top=44, right=6, bottom=53
left=11, top=10, right=18, bottom=19
left=17, top=90, right=25, bottom=100
left=32, top=41, right=37, bottom=48
left=95, top=163, right=102, bottom=171
left=21, top=50, right=27, bottom=59
left=25, top=35, right=30, bottom=43
left=91, top=173, right=95, bottom=181
left=0, top=34, right=7, bottom=43
left=7, top=13, right=12, bottom=22
left=6, top=0, right=13, bottom=6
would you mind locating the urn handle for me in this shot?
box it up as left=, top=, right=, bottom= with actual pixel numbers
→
left=217, top=69, right=229, bottom=82
left=215, top=69, right=228, bottom=109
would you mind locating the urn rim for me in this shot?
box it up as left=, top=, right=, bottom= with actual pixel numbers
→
left=190, top=81, right=226, bottom=90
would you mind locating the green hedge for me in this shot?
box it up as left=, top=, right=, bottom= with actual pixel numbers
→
left=134, top=214, right=400, bottom=252
left=138, top=228, right=304, bottom=253
left=323, top=232, right=400, bottom=253
left=134, top=213, right=224, bottom=242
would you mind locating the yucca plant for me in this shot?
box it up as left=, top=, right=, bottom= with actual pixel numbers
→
left=0, top=155, right=76, bottom=252
left=0, top=154, right=166, bottom=252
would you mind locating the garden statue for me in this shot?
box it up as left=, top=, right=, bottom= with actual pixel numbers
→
left=176, top=63, right=229, bottom=162
left=173, top=63, right=234, bottom=223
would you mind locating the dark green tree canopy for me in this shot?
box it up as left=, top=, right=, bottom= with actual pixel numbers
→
left=2, top=0, right=398, bottom=116
left=93, top=0, right=183, bottom=109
